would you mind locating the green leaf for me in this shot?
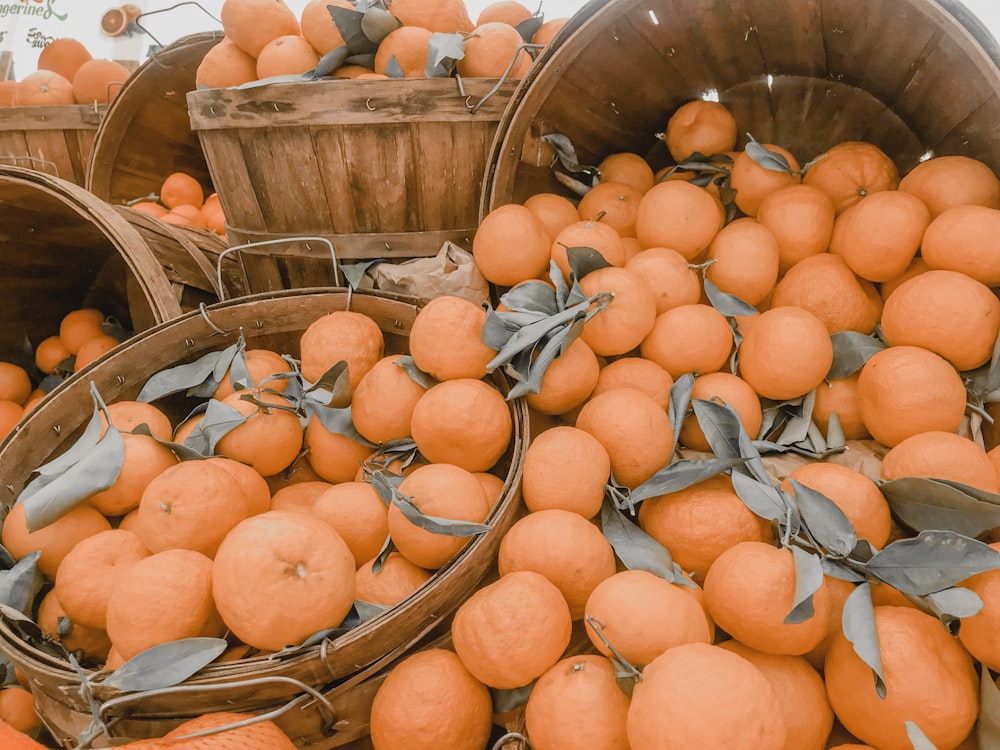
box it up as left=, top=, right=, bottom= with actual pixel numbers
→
left=744, top=134, right=795, bottom=173
left=905, top=721, right=940, bottom=750
left=492, top=682, right=535, bottom=713
left=667, top=373, right=694, bottom=449
left=881, top=476, right=1000, bottom=538
left=822, top=557, right=866, bottom=583
left=0, top=551, right=42, bottom=615
left=703, top=277, right=757, bottom=317
left=505, top=321, right=582, bottom=400
left=353, top=599, right=390, bottom=623
left=393, top=355, right=437, bottom=390
left=787, top=478, right=857, bottom=557
left=303, top=401, right=374, bottom=447
left=601, top=498, right=681, bottom=583
left=426, top=31, right=464, bottom=77
left=540, top=133, right=597, bottom=178
left=131, top=423, right=206, bottom=462
left=920, top=586, right=983, bottom=623
left=361, top=6, right=401, bottom=44
left=827, top=331, right=886, bottom=380
left=731, top=471, right=790, bottom=522
left=328, top=5, right=380, bottom=55
left=514, top=14, right=544, bottom=43
left=691, top=397, right=743, bottom=460
left=100, top=637, right=228, bottom=692
left=565, top=245, right=612, bottom=280
left=865, top=530, right=1000, bottom=596
left=841, top=582, right=886, bottom=699
left=137, top=344, right=239, bottom=403
left=390, top=496, right=492, bottom=536
left=629, top=456, right=749, bottom=505
left=384, top=55, right=405, bottom=78
left=979, top=667, right=1000, bottom=749
left=306, top=45, right=350, bottom=79
left=189, top=398, right=248, bottom=455
left=497, top=280, right=559, bottom=316
left=784, top=545, right=824, bottom=624
left=304, top=360, right=352, bottom=409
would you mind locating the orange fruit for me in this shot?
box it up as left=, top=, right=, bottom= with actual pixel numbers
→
left=0, top=686, right=39, bottom=737
left=522, top=192, right=581, bottom=241
left=855, top=345, right=968, bottom=447
left=269, top=480, right=332, bottom=513
left=626, top=642, right=786, bottom=750
left=803, top=574, right=857, bottom=671
left=663, top=99, right=738, bottom=162
left=300, top=0, right=353, bottom=54
left=575, top=387, right=674, bottom=489
left=455, top=22, right=533, bottom=79
left=350, top=354, right=428, bottom=444
left=144, top=711, right=298, bottom=748
left=34, top=335, right=72, bottom=376
left=729, top=143, right=802, bottom=218
left=521, top=425, right=611, bottom=518
left=623, top=246, right=702, bottom=315
left=299, top=309, right=385, bottom=388
left=53, top=528, right=151, bottom=630
left=737, top=305, right=833, bottom=401
left=828, top=189, right=930, bottom=282
left=36, top=37, right=92, bottom=82
left=410, top=378, right=511, bottom=473
left=898, top=154, right=1000, bottom=217
left=133, top=459, right=249, bottom=558
left=802, top=140, right=900, bottom=214
left=598, top=152, right=655, bottom=194
left=369, top=648, right=493, bottom=750
left=756, top=183, right=836, bottom=272
left=782, top=462, right=892, bottom=548
left=200, top=193, right=227, bottom=236
left=0, top=80, right=15, bottom=107
left=159, top=171, right=204, bottom=210
left=87, top=432, right=179, bottom=516
left=591, top=356, right=674, bottom=411
left=71, top=59, right=131, bottom=105
left=718, top=640, right=834, bottom=750
left=385, top=0, right=474, bottom=32
left=0, top=400, right=24, bottom=439
left=310, top=481, right=389, bottom=567
left=639, top=303, right=734, bottom=379
left=206, top=456, right=271, bottom=516
left=388, top=462, right=490, bottom=569
left=105, top=548, right=225, bottom=661
left=679, top=371, right=763, bottom=451
left=354, top=551, right=432, bottom=606
left=1, top=502, right=112, bottom=579
left=524, top=336, right=600, bottom=416
left=58, top=308, right=105, bottom=355
left=213, top=348, right=292, bottom=400
left=374, top=26, right=434, bottom=77
left=161, top=206, right=205, bottom=229
left=36, top=589, right=112, bottom=664
left=221, top=0, right=301, bottom=56
left=213, top=510, right=356, bottom=651
left=256, top=34, right=319, bottom=78
left=920, top=204, right=1000, bottom=287
left=531, top=17, right=568, bottom=48
left=451, top=569, right=572, bottom=690
left=638, top=474, right=773, bottom=582
left=303, top=416, right=372, bottom=484
left=473, top=203, right=553, bottom=285
left=408, top=295, right=496, bottom=381
left=498, top=508, right=616, bottom=619
left=473, top=471, right=505, bottom=505
left=101, top=400, right=173, bottom=440
left=131, top=200, right=169, bottom=218
left=880, top=268, right=1000, bottom=372
left=956, top=542, right=1000, bottom=671
left=550, top=220, right=626, bottom=280
left=812, top=372, right=870, bottom=441
left=476, top=0, right=532, bottom=26
left=824, top=605, right=978, bottom=750
left=704, top=218, right=781, bottom=307
left=214, top=390, right=304, bottom=478
left=0, top=363, right=31, bottom=406
left=634, top=180, right=724, bottom=259
left=195, top=35, right=259, bottom=89
left=770, top=252, right=882, bottom=334
left=73, top=333, right=120, bottom=371
left=880, top=430, right=999, bottom=493
left=584, top=568, right=711, bottom=665
left=577, top=181, right=644, bottom=237
left=578, top=266, right=658, bottom=357
left=13, top=70, right=74, bottom=105
left=703, top=541, right=832, bottom=656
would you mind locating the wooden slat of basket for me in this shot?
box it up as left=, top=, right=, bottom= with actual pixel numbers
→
left=0, top=105, right=102, bottom=185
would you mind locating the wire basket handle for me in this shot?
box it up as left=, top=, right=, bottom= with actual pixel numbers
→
left=0, top=155, right=60, bottom=178
left=133, top=2, right=222, bottom=47
left=215, top=236, right=341, bottom=300
left=456, top=42, right=544, bottom=114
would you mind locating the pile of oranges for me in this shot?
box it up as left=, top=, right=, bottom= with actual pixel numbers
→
left=129, top=170, right=227, bottom=238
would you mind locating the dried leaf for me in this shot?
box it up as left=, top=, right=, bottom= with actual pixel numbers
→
left=390, top=496, right=492, bottom=536
left=827, top=331, right=886, bottom=380
left=703, top=277, right=757, bottom=317
left=745, top=134, right=795, bottom=173
left=394, top=355, right=438, bottom=390
left=541, top=133, right=598, bottom=179
left=340, top=259, right=383, bottom=290
left=601, top=499, right=680, bottom=583
left=426, top=31, right=464, bottom=77
left=731, top=471, right=790, bottom=522
left=137, top=344, right=239, bottom=403
left=784, top=545, right=824, bottom=624
left=384, top=55, right=405, bottom=78
left=881, top=476, right=1000, bottom=538
left=920, top=586, right=984, bottom=623
left=787, top=478, right=857, bottom=557
left=865, top=530, right=1000, bottom=596
left=565, top=245, right=612, bottom=280
left=514, top=14, right=544, bottom=43
left=190, top=398, right=248, bottom=455
left=629, top=456, right=748, bottom=505
left=306, top=45, right=350, bottom=79
left=353, top=600, right=390, bottom=623
left=691, top=398, right=743, bottom=460
left=100, top=638, right=228, bottom=692
left=0, top=551, right=41, bottom=615
left=498, top=280, right=559, bottom=315
left=329, top=5, right=380, bottom=55
left=302, top=402, right=373, bottom=447
left=304, top=360, right=352, bottom=408
left=667, top=373, right=694, bottom=449
left=841, top=582, right=886, bottom=699
left=361, top=6, right=401, bottom=43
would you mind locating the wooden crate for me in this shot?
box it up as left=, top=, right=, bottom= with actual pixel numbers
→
left=0, top=104, right=103, bottom=186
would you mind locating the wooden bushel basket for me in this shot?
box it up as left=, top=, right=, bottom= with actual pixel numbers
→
left=481, top=0, right=1000, bottom=212
left=186, top=76, right=517, bottom=264
left=0, top=104, right=104, bottom=186
left=0, top=288, right=528, bottom=748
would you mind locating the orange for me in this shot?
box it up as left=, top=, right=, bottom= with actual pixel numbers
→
left=451, top=569, right=572, bottom=690
left=158, top=171, right=204, bottom=210
left=0, top=80, right=15, bottom=107
left=71, top=59, right=131, bottom=105
left=781, top=462, right=891, bottom=548
left=898, top=154, right=1000, bottom=217
left=131, top=200, right=169, bottom=219
left=73, top=333, right=120, bottom=371
left=756, top=183, right=836, bottom=272
left=388, top=462, right=490, bottom=569
left=575, top=387, right=674, bottom=489
left=703, top=541, right=831, bottom=655
left=161, top=206, right=205, bottom=229
left=523, top=336, right=600, bottom=416
left=351, top=354, right=428, bottom=444
left=881, top=256, right=931, bottom=301
left=456, top=22, right=533, bottom=79
left=522, top=192, right=580, bottom=241
left=87, top=432, right=179, bottom=516
left=855, top=345, right=968, bottom=447
left=410, top=378, right=511, bottom=473
left=881, top=268, right=1000, bottom=372
left=634, top=180, right=724, bottom=259
left=255, top=34, right=319, bottom=78
left=299, top=309, right=385, bottom=388
left=880, top=430, right=999, bottom=493
left=663, top=99, right=738, bottom=162
left=956, top=542, right=1000, bottom=671
left=133, top=459, right=249, bottom=558
left=525, top=655, right=631, bottom=750
left=195, top=35, right=259, bottom=89
left=265, top=452, right=325, bottom=494
left=300, top=0, right=353, bottom=55
left=36, top=37, right=92, bottom=82
left=770, top=252, right=882, bottom=334
left=213, top=348, right=292, bottom=400
left=101, top=400, right=173, bottom=441
left=408, top=295, right=496, bottom=381
left=214, top=390, right=304, bottom=477
left=828, top=189, right=930, bottom=282
left=36, top=589, right=112, bottom=664
left=374, top=26, right=434, bottom=77
left=584, top=568, right=711, bottom=665
left=639, top=303, right=734, bottom=379
left=473, top=471, right=505, bottom=505
left=577, top=181, right=644, bottom=237
left=58, top=308, right=105, bottom=355
left=592, top=356, right=673, bottom=411
left=0, top=686, right=40, bottom=736
left=803, top=574, right=857, bottom=671
left=105, top=548, right=225, bottom=661
left=213, top=510, right=356, bottom=651
left=704, top=218, right=780, bottom=306
left=385, top=0, right=474, bottom=32
left=718, top=640, right=834, bottom=750
left=0, top=363, right=31, bottom=406
left=498, top=508, right=616, bottom=619
left=729, top=143, right=802, bottom=218
left=473, top=203, right=553, bottom=285
left=220, top=0, right=301, bottom=56
left=623, top=246, right=702, bottom=315
left=354, top=551, right=432, bottom=606
left=1, top=501, right=111, bottom=579
left=531, top=17, right=567, bottom=48
left=12, top=70, right=74, bottom=106
left=303, top=416, right=372, bottom=484
left=679, top=371, right=763, bottom=451
left=598, top=152, right=656, bottom=194
left=824, top=605, right=978, bottom=750
left=124, top=711, right=298, bottom=748
left=802, top=140, right=900, bottom=214
left=476, top=0, right=532, bottom=27
left=269, top=480, right=332, bottom=512
left=638, top=474, right=773, bottom=582
left=626, top=642, right=786, bottom=750
left=200, top=193, right=226, bottom=236
left=53, top=528, right=150, bottom=630
left=33, top=335, right=72, bottom=376
left=737, top=305, right=833, bottom=401
left=521, top=425, right=611, bottom=518
left=812, top=372, right=870, bottom=441
left=550, top=220, right=626, bottom=280
left=920, top=204, right=1000, bottom=286
left=369, top=648, right=493, bottom=750
left=0, top=401, right=24, bottom=439
left=206, top=456, right=271, bottom=516
left=578, top=266, right=658, bottom=357
left=21, top=390, right=44, bottom=414
left=310, top=481, right=389, bottom=567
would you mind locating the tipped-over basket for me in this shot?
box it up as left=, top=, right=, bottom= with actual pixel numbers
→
left=0, top=288, right=527, bottom=748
